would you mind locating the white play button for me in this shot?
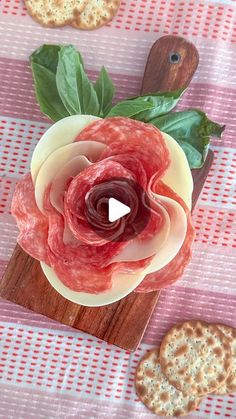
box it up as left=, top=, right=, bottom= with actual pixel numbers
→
left=108, top=198, right=131, bottom=222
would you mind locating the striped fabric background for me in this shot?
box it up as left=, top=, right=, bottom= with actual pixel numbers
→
left=0, top=0, right=236, bottom=417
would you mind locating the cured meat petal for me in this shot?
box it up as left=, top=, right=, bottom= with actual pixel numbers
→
left=135, top=230, right=191, bottom=292
left=76, top=117, right=170, bottom=180
left=35, top=141, right=106, bottom=213
left=11, top=173, right=50, bottom=264
left=135, top=182, right=195, bottom=292
left=64, top=159, right=135, bottom=245
left=106, top=154, right=147, bottom=189
left=48, top=251, right=113, bottom=294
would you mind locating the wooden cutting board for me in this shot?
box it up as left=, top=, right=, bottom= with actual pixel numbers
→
left=0, top=36, right=213, bottom=351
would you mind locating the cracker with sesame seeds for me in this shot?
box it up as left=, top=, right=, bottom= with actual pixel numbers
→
left=135, top=348, right=202, bottom=417
left=72, top=0, right=120, bottom=30
left=213, top=324, right=236, bottom=394
left=25, top=0, right=88, bottom=27
left=159, top=320, right=232, bottom=397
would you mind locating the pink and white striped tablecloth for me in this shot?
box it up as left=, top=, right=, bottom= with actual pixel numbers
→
left=0, top=0, right=236, bottom=417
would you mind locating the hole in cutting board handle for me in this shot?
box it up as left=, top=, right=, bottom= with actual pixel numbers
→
left=141, top=35, right=199, bottom=94
left=169, top=52, right=181, bottom=64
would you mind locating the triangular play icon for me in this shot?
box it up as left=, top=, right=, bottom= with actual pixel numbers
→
left=108, top=198, right=131, bottom=222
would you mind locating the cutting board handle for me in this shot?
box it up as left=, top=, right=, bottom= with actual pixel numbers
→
left=141, top=35, right=199, bottom=94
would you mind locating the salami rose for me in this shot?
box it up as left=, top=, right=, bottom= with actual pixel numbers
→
left=11, top=116, right=194, bottom=300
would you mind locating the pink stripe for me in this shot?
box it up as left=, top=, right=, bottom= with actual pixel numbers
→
left=0, top=299, right=75, bottom=331
left=0, top=57, right=140, bottom=122
left=178, top=241, right=236, bottom=293
left=0, top=360, right=235, bottom=418
left=0, top=383, right=213, bottom=418
left=143, top=286, right=236, bottom=345
left=0, top=261, right=7, bottom=279
left=0, top=56, right=235, bottom=147
left=1, top=264, right=236, bottom=341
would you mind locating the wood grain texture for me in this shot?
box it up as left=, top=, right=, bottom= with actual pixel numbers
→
left=0, top=36, right=213, bottom=352
left=141, top=35, right=199, bottom=93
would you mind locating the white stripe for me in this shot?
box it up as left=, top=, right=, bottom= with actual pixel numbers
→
left=0, top=322, right=148, bottom=405
left=0, top=384, right=195, bottom=419
left=0, top=17, right=236, bottom=87
left=179, top=244, right=236, bottom=293
left=212, top=0, right=236, bottom=4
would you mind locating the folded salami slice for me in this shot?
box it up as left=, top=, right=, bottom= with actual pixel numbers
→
left=76, top=117, right=170, bottom=180
left=11, top=173, right=49, bottom=264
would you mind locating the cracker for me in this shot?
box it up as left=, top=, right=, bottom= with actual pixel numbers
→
left=135, top=348, right=202, bottom=417
left=214, top=324, right=236, bottom=394
left=25, top=0, right=88, bottom=27
left=72, top=0, right=120, bottom=30
left=159, top=320, right=232, bottom=396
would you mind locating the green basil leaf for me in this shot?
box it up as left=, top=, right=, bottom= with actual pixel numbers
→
left=131, top=89, right=185, bottom=122
left=31, top=62, right=70, bottom=122
left=56, top=45, right=99, bottom=115
left=30, top=44, right=61, bottom=74
left=56, top=45, right=83, bottom=114
left=94, top=66, right=115, bottom=116
left=30, top=45, right=70, bottom=121
left=76, top=63, right=100, bottom=115
left=151, top=109, right=225, bottom=168
left=106, top=99, right=154, bottom=118
left=177, top=141, right=203, bottom=168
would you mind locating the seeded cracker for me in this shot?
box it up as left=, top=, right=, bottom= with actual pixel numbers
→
left=72, top=0, right=120, bottom=30
left=135, top=348, right=202, bottom=417
left=159, top=320, right=232, bottom=396
left=214, top=324, right=236, bottom=394
left=25, top=0, right=88, bottom=27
